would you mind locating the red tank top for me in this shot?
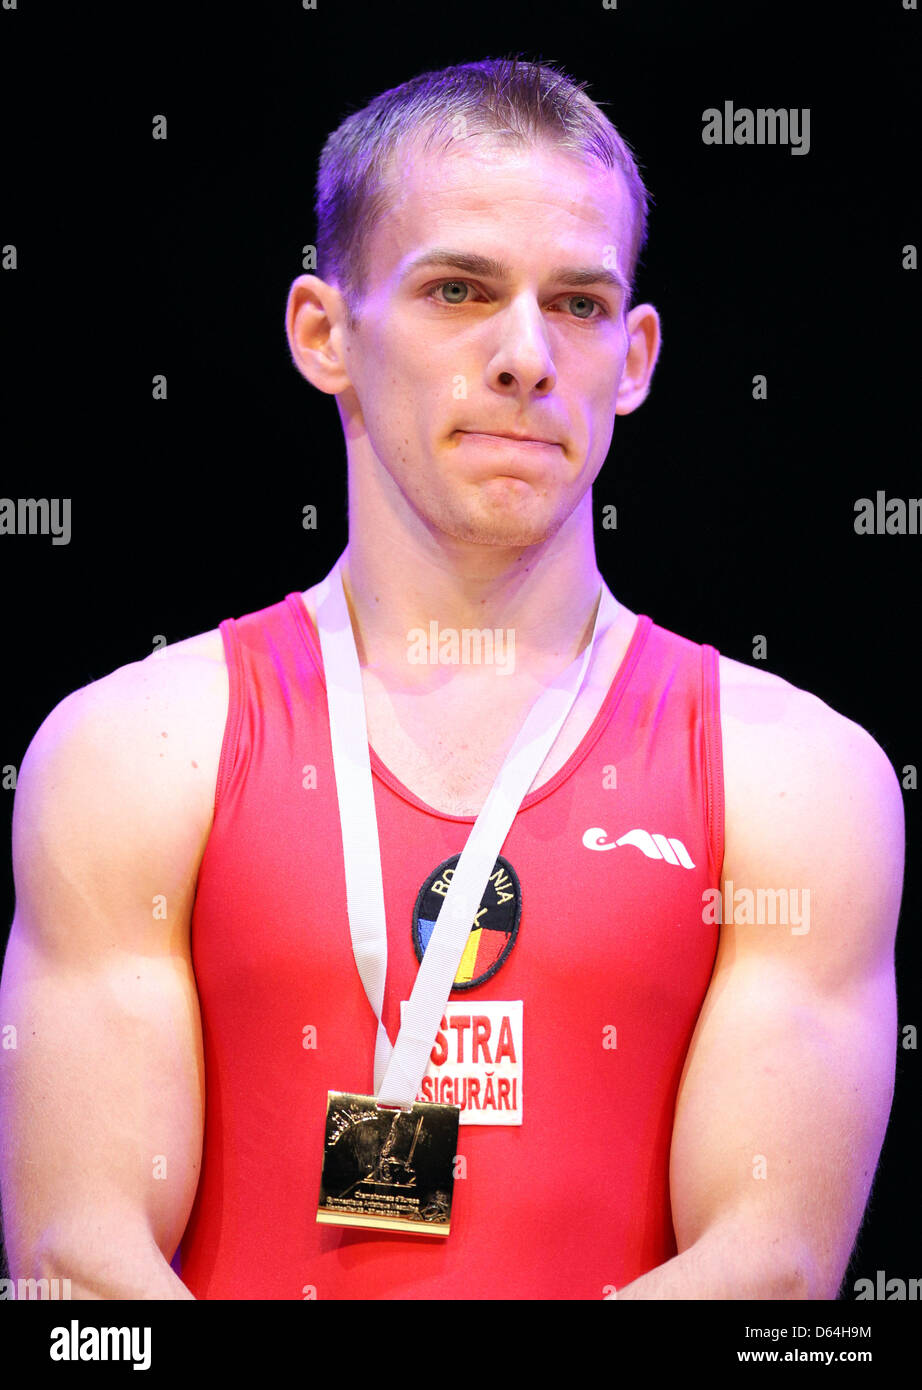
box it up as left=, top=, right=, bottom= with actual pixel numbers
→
left=178, top=591, right=724, bottom=1299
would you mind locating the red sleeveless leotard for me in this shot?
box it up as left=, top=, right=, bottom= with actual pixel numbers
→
left=178, top=592, right=723, bottom=1299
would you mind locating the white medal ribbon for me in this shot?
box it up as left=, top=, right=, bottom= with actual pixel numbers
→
left=315, top=554, right=617, bottom=1109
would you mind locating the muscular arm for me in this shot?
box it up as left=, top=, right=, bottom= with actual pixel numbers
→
left=0, top=656, right=214, bottom=1299
left=616, top=680, right=903, bottom=1300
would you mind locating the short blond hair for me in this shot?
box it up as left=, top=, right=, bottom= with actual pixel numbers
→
left=313, top=54, right=652, bottom=324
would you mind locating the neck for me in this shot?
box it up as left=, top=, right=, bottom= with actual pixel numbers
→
left=337, top=493, right=605, bottom=682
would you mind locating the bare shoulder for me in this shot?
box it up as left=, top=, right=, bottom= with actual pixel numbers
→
left=63, top=626, right=228, bottom=765
left=717, top=651, right=899, bottom=792
left=716, top=652, right=904, bottom=966
left=20, top=626, right=229, bottom=882
left=127, top=627, right=228, bottom=804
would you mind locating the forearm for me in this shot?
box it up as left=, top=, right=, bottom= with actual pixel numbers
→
left=614, top=1223, right=815, bottom=1300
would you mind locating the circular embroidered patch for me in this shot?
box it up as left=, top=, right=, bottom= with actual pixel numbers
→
left=412, top=854, right=522, bottom=991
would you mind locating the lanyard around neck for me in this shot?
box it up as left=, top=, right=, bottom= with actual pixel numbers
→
left=315, top=556, right=616, bottom=1109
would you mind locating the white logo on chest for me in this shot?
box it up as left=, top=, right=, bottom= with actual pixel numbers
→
left=582, top=827, right=695, bottom=869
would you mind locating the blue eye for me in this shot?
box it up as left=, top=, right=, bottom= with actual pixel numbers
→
left=425, top=280, right=607, bottom=319
left=566, top=295, right=599, bottom=320
left=436, top=281, right=471, bottom=304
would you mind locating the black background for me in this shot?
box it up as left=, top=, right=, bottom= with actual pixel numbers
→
left=1, top=0, right=918, bottom=1319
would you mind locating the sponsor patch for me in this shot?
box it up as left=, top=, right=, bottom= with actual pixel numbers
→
left=401, top=1000, right=523, bottom=1126
left=412, top=854, right=521, bottom=990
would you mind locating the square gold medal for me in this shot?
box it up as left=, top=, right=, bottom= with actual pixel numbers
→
left=317, top=1091, right=461, bottom=1237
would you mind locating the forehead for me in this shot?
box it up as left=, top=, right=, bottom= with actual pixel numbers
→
left=365, top=136, right=634, bottom=289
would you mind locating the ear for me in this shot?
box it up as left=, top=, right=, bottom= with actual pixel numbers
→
left=285, top=274, right=354, bottom=395
left=614, top=303, right=662, bottom=415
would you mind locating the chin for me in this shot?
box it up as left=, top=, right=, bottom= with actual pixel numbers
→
left=439, top=508, right=568, bottom=550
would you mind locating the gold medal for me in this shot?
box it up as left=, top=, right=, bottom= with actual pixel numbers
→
left=317, top=1091, right=460, bottom=1236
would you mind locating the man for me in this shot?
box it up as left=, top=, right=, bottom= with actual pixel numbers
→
left=0, top=57, right=903, bottom=1300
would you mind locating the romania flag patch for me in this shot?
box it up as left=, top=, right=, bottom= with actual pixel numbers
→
left=412, top=853, right=521, bottom=990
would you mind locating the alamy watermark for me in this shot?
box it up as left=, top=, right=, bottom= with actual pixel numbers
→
left=0, top=497, right=71, bottom=545
left=0, top=1276, right=72, bottom=1299
left=854, top=492, right=921, bottom=534
left=702, top=883, right=811, bottom=934
left=49, top=1320, right=151, bottom=1370
left=407, top=622, right=515, bottom=675
left=702, top=101, right=811, bottom=156
left=853, top=1270, right=921, bottom=1300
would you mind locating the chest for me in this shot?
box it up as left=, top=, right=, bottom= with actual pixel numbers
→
left=360, top=659, right=616, bottom=817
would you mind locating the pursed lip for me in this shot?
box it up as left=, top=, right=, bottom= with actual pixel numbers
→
left=459, top=429, right=560, bottom=446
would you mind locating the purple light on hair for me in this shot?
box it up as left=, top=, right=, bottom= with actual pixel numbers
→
left=313, top=55, right=652, bottom=326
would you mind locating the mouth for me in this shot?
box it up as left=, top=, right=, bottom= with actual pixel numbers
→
left=457, top=431, right=560, bottom=450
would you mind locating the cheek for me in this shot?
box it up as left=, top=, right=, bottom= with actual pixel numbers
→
left=369, top=337, right=437, bottom=415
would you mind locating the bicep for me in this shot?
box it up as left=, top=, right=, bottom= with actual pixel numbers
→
left=0, top=674, right=206, bottom=1277
left=668, top=706, right=903, bottom=1298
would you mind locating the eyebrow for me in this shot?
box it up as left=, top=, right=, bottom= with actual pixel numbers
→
left=401, top=247, right=630, bottom=297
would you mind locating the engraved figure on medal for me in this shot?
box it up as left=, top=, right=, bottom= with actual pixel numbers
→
left=317, top=1092, right=460, bottom=1235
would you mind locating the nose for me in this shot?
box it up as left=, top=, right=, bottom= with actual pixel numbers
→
left=486, top=294, right=557, bottom=398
